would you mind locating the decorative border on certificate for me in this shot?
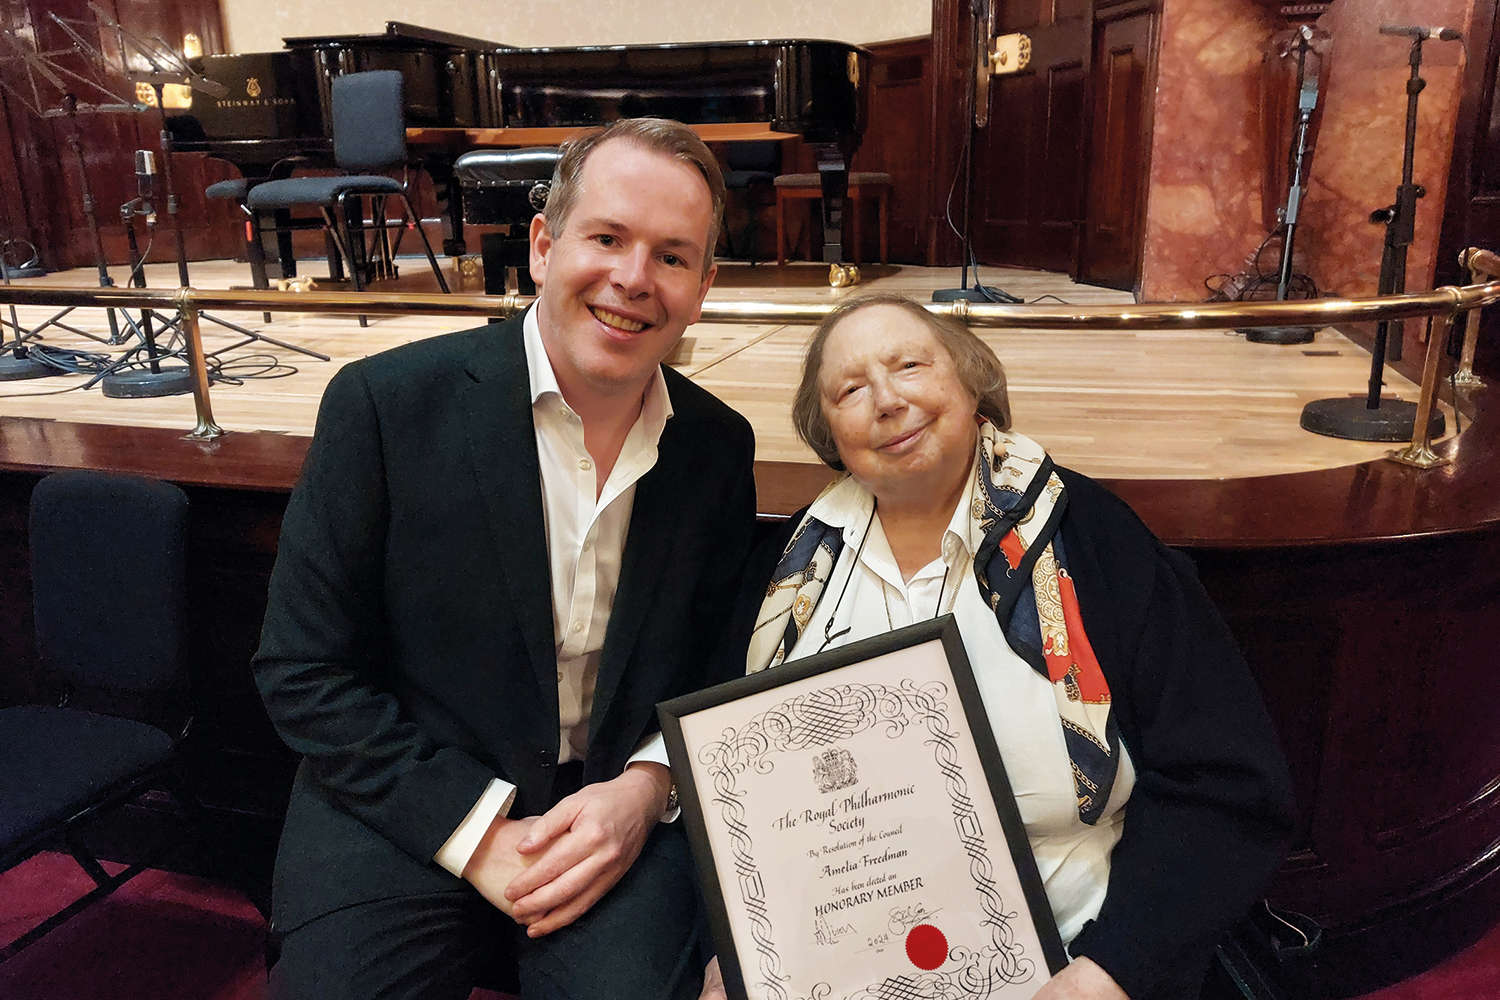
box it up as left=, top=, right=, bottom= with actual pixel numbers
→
left=659, top=617, right=1069, bottom=1000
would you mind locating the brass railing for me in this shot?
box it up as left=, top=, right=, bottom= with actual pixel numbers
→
left=1, top=251, right=1497, bottom=468
left=1454, top=248, right=1500, bottom=389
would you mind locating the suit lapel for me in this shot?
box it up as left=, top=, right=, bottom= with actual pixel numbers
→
left=461, top=316, right=558, bottom=715
left=589, top=392, right=694, bottom=740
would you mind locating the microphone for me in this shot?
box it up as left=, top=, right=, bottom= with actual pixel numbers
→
left=135, top=149, right=156, bottom=198
left=1380, top=24, right=1464, bottom=41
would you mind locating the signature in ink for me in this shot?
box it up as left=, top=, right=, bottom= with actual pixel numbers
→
left=814, top=915, right=857, bottom=946
left=887, top=903, right=935, bottom=936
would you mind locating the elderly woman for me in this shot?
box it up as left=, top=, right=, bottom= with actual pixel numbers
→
left=700, top=294, right=1295, bottom=1000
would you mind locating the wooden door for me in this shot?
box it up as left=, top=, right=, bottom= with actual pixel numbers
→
left=1078, top=5, right=1158, bottom=292
left=969, top=0, right=1091, bottom=272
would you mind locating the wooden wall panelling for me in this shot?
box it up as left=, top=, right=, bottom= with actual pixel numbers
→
left=0, top=2, right=73, bottom=269
left=0, top=0, right=239, bottom=273
left=1193, top=529, right=1500, bottom=995
left=1436, top=0, right=1499, bottom=285
left=927, top=0, right=976, bottom=265
left=1434, top=0, right=1499, bottom=377
left=852, top=37, right=934, bottom=264
left=971, top=0, right=1091, bottom=273
left=1077, top=1, right=1158, bottom=292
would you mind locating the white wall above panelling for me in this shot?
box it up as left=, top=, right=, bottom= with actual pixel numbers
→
left=222, top=0, right=931, bottom=53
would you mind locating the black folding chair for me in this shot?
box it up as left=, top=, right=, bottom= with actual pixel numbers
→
left=0, top=470, right=198, bottom=961
left=245, top=70, right=450, bottom=326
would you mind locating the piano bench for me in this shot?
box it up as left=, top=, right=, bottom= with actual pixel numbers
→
left=774, top=172, right=891, bottom=267
left=457, top=149, right=559, bottom=297
left=455, top=148, right=560, bottom=227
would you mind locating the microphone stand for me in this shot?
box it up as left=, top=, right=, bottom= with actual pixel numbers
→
left=61, top=6, right=329, bottom=397
left=1243, top=26, right=1321, bottom=345
left=1300, top=28, right=1451, bottom=441
left=934, top=0, right=1021, bottom=304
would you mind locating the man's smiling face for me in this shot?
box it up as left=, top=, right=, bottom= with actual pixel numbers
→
left=529, top=138, right=717, bottom=406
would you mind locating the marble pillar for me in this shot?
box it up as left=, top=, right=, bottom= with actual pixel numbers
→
left=1138, top=0, right=1475, bottom=315
left=1296, top=0, right=1472, bottom=309
left=1139, top=0, right=1277, bottom=303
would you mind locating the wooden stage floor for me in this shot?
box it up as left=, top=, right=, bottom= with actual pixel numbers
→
left=0, top=258, right=1442, bottom=481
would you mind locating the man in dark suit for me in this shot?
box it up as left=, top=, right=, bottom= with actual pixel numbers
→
left=253, top=117, right=757, bottom=1000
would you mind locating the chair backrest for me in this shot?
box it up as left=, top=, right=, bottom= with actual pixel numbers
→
left=29, top=471, right=190, bottom=695
left=332, top=70, right=407, bottom=172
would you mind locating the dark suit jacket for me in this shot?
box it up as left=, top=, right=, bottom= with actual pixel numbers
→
left=253, top=313, right=757, bottom=930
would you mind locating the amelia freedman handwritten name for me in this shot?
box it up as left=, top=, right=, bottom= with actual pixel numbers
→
left=663, top=626, right=1064, bottom=1000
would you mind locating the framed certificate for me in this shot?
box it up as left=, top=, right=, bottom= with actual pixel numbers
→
left=658, top=616, right=1069, bottom=1000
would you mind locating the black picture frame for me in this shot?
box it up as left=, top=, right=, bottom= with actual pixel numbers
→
left=658, top=615, right=1069, bottom=1000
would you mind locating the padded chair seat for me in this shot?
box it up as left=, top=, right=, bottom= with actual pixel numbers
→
left=774, top=171, right=893, bottom=188
left=0, top=705, right=173, bottom=851
left=205, top=178, right=249, bottom=200
left=246, top=174, right=404, bottom=210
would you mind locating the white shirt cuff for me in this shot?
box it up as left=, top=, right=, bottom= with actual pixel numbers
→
left=627, top=732, right=679, bottom=823
left=433, top=778, right=517, bottom=877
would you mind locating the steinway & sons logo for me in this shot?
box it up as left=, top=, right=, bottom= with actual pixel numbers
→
left=215, top=76, right=294, bottom=109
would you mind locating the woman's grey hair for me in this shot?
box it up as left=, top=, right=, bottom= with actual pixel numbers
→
left=791, top=293, right=1011, bottom=471
left=543, top=117, right=725, bottom=277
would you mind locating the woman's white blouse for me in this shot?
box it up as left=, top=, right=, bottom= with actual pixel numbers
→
left=784, top=469, right=1136, bottom=945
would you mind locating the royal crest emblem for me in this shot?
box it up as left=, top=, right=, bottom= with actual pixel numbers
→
left=812, top=747, right=858, bottom=794
left=246, top=77, right=261, bottom=98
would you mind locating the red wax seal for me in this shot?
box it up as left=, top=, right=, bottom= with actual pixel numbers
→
left=905, top=924, right=947, bottom=970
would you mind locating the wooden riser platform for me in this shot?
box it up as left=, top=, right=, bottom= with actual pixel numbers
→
left=0, top=259, right=1439, bottom=481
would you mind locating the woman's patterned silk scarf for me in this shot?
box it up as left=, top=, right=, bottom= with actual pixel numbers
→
left=746, top=423, right=1121, bottom=824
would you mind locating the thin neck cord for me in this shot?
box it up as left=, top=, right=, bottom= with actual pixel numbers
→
left=816, top=503, right=878, bottom=654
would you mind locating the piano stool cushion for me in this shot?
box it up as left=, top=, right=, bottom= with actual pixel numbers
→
left=454, top=148, right=561, bottom=187
left=205, top=178, right=249, bottom=201
left=246, top=174, right=404, bottom=210
left=773, top=171, right=893, bottom=188
left=0, top=705, right=174, bottom=850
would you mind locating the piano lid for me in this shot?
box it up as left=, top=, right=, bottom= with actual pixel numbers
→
left=283, top=21, right=504, bottom=51
left=487, top=38, right=871, bottom=55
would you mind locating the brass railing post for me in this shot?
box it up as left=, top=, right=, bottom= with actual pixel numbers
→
left=1454, top=306, right=1484, bottom=388
left=1455, top=248, right=1498, bottom=389
left=1388, top=294, right=1459, bottom=468
left=177, top=290, right=223, bottom=441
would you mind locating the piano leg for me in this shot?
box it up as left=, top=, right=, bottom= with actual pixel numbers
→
left=428, top=156, right=467, bottom=258
left=814, top=143, right=860, bottom=286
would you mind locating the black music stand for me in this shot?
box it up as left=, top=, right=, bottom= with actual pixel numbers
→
left=0, top=27, right=139, bottom=376
left=74, top=5, right=330, bottom=390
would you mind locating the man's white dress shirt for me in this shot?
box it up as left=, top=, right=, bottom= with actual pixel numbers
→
left=435, top=308, right=674, bottom=876
left=784, top=466, right=1136, bottom=943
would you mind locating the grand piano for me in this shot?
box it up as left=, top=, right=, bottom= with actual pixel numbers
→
left=168, top=22, right=870, bottom=273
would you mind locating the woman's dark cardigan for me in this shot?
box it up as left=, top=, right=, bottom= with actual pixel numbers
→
left=710, top=468, right=1297, bottom=1000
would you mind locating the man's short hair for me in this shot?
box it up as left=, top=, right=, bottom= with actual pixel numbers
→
left=544, top=118, right=726, bottom=276
left=792, top=293, right=1012, bottom=471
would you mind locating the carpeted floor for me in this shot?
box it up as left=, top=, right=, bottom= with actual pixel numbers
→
left=0, top=852, right=511, bottom=1000
left=2, top=851, right=1495, bottom=999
